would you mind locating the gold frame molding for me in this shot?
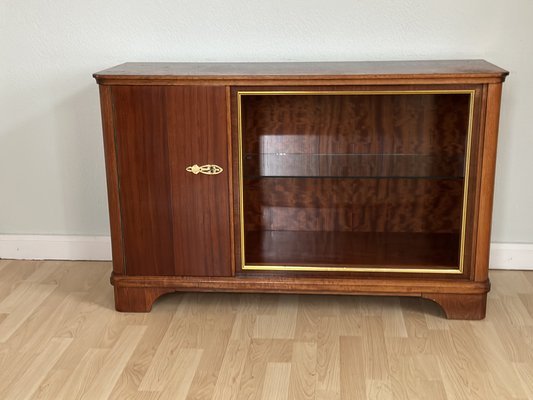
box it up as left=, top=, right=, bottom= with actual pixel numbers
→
left=237, top=90, right=476, bottom=274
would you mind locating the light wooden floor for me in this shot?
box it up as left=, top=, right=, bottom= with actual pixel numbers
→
left=0, top=260, right=532, bottom=399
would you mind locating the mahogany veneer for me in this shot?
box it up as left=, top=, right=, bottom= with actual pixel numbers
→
left=94, top=60, right=508, bottom=319
left=244, top=231, right=460, bottom=269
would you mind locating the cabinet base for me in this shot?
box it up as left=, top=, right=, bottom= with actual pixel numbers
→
left=422, top=292, right=487, bottom=320
left=113, top=286, right=177, bottom=312
left=111, top=273, right=490, bottom=319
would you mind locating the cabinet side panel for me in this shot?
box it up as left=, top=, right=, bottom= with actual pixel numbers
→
left=112, top=86, right=176, bottom=275
left=99, top=85, right=124, bottom=275
left=166, top=86, right=232, bottom=276
left=474, top=83, right=503, bottom=281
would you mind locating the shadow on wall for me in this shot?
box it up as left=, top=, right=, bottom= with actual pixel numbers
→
left=0, top=82, right=109, bottom=235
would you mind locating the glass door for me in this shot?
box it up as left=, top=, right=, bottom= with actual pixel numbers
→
left=237, top=90, right=474, bottom=274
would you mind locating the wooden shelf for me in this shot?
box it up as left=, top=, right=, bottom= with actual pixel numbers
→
left=244, top=231, right=460, bottom=270
left=244, top=153, right=465, bottom=179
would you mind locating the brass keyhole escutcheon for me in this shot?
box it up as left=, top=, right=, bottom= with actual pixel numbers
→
left=186, top=164, right=223, bottom=175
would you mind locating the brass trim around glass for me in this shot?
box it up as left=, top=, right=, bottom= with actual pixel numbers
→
left=237, top=89, right=476, bottom=275
left=186, top=164, right=223, bottom=175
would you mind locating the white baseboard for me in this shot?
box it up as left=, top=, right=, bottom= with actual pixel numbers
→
left=0, top=235, right=112, bottom=261
left=489, top=243, right=533, bottom=270
left=1, top=235, right=532, bottom=270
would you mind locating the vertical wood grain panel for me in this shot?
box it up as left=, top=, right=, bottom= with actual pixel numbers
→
left=474, top=83, right=503, bottom=282
left=226, top=86, right=236, bottom=276
left=111, top=86, right=232, bottom=276
left=112, top=86, right=176, bottom=275
left=98, top=85, right=124, bottom=275
left=165, top=85, right=232, bottom=276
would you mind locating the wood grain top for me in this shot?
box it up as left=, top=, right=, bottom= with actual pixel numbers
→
left=93, top=60, right=508, bottom=84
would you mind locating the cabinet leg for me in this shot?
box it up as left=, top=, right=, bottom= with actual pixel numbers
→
left=421, top=293, right=487, bottom=320
left=113, top=286, right=176, bottom=312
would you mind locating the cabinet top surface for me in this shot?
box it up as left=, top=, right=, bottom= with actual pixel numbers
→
left=94, top=60, right=508, bottom=83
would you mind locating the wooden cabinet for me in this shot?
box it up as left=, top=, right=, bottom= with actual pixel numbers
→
left=94, top=60, right=508, bottom=319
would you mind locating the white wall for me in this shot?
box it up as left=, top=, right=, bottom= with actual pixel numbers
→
left=0, top=0, right=532, bottom=244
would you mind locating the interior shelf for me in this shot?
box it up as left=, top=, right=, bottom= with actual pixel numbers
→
left=244, top=230, right=460, bottom=269
left=244, top=153, right=465, bottom=179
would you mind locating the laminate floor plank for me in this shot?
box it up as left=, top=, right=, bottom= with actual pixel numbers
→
left=15, top=291, right=87, bottom=354
left=157, top=349, right=203, bottom=400
left=0, top=259, right=12, bottom=270
left=366, top=379, right=393, bottom=400
left=0, top=260, right=41, bottom=284
left=491, top=270, right=533, bottom=296
left=315, top=316, right=341, bottom=399
left=288, top=341, right=317, bottom=400
left=489, top=297, right=533, bottom=363
left=362, top=316, right=390, bottom=380
left=2, top=337, right=73, bottom=400
left=54, top=348, right=108, bottom=400
left=387, top=354, right=447, bottom=400
left=138, top=300, right=191, bottom=391
left=229, top=312, right=256, bottom=341
left=336, top=296, right=363, bottom=336
left=107, top=298, right=178, bottom=400
left=381, top=297, right=408, bottom=337
left=0, top=261, right=531, bottom=400
left=339, top=335, right=366, bottom=400
left=0, top=282, right=57, bottom=343
left=467, top=321, right=527, bottom=399
left=260, top=362, right=291, bottom=400
left=23, top=261, right=61, bottom=283
left=0, top=282, right=37, bottom=313
left=184, top=320, right=233, bottom=400
left=294, top=296, right=322, bottom=341
left=211, top=339, right=250, bottom=400
left=518, top=293, right=533, bottom=319
left=513, top=361, right=533, bottom=398
left=79, top=325, right=147, bottom=400
left=235, top=339, right=293, bottom=400
left=524, top=270, right=533, bottom=287
left=0, top=283, right=12, bottom=304
left=438, top=351, right=488, bottom=400
left=30, top=367, right=71, bottom=400
left=253, top=294, right=298, bottom=339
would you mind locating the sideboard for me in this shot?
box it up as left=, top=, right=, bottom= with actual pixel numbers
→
left=94, top=60, right=508, bottom=319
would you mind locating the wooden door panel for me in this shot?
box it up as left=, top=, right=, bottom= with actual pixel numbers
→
left=112, top=85, right=232, bottom=276
left=166, top=86, right=232, bottom=276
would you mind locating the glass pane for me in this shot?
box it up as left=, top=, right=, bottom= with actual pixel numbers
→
left=239, top=92, right=471, bottom=272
